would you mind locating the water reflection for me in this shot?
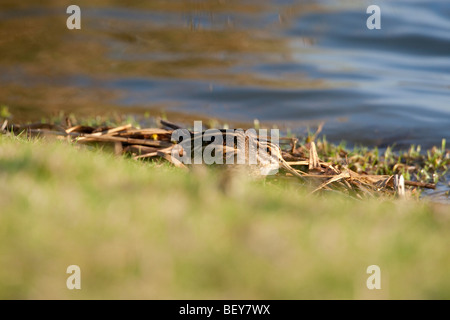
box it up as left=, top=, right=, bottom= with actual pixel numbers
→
left=0, top=0, right=449, bottom=149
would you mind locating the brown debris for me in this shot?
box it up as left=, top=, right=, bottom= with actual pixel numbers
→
left=2, top=120, right=437, bottom=199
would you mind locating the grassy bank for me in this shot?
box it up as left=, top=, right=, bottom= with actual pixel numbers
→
left=0, top=134, right=450, bottom=299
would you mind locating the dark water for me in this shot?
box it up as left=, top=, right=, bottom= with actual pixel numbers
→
left=0, top=0, right=449, bottom=150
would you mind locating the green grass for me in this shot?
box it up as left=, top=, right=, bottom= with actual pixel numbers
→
left=311, top=135, right=449, bottom=184
left=1, top=134, right=450, bottom=299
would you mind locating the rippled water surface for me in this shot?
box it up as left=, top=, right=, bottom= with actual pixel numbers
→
left=0, top=0, right=449, bottom=150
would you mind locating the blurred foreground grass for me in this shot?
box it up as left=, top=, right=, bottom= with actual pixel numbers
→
left=0, top=134, right=450, bottom=299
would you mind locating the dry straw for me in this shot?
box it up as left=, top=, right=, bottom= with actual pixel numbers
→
left=2, top=119, right=438, bottom=199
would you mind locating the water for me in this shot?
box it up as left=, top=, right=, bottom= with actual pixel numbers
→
left=0, top=0, right=449, bottom=148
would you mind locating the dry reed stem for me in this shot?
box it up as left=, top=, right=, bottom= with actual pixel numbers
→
left=2, top=120, right=439, bottom=198
left=308, top=141, right=321, bottom=170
